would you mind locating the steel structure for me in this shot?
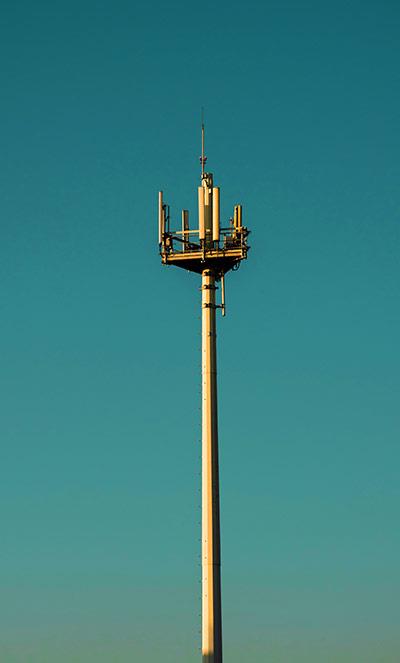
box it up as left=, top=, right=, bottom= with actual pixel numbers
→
left=158, top=125, right=250, bottom=663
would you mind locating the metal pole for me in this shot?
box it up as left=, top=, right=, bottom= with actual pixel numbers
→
left=201, top=268, right=222, bottom=663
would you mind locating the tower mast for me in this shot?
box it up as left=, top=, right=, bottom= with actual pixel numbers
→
left=201, top=265, right=222, bottom=661
left=158, top=124, right=250, bottom=662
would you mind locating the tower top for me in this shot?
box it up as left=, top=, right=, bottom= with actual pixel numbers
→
left=158, top=124, right=250, bottom=276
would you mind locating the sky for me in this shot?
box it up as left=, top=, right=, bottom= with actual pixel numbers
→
left=1, top=0, right=399, bottom=661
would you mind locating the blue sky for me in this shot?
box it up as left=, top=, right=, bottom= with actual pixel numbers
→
left=1, top=1, right=399, bottom=661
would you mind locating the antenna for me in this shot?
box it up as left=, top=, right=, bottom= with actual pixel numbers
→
left=200, top=108, right=207, bottom=177
left=158, top=191, right=164, bottom=244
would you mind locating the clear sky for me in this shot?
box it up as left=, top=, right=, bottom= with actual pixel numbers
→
left=1, top=1, right=399, bottom=661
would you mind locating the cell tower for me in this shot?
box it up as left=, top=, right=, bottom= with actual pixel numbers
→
left=158, top=123, right=250, bottom=663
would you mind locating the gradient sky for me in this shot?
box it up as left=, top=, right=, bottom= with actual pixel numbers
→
left=1, top=1, right=399, bottom=661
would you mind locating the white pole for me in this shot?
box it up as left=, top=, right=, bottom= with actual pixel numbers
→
left=199, top=187, right=206, bottom=241
left=212, top=187, right=220, bottom=243
left=158, top=191, right=164, bottom=244
left=201, top=268, right=222, bottom=663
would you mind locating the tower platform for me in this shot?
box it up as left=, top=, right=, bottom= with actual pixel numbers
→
left=161, top=235, right=249, bottom=275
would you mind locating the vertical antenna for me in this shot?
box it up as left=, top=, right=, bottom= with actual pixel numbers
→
left=200, top=108, right=207, bottom=177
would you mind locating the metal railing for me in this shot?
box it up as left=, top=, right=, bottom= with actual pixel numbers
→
left=161, top=226, right=248, bottom=255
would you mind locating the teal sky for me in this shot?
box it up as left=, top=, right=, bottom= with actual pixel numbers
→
left=1, top=1, right=399, bottom=661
